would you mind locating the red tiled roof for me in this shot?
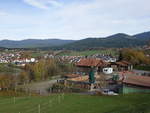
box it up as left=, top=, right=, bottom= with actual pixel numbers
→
left=76, top=58, right=108, bottom=67
left=123, top=75, right=150, bottom=87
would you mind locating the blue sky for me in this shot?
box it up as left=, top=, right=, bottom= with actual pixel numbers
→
left=0, top=0, right=150, bottom=40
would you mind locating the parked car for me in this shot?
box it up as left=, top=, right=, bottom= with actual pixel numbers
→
left=102, top=89, right=118, bottom=95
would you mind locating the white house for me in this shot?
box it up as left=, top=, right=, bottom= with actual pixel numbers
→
left=103, top=67, right=113, bottom=74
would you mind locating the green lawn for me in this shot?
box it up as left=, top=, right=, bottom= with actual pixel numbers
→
left=134, top=65, right=150, bottom=71
left=0, top=93, right=150, bottom=113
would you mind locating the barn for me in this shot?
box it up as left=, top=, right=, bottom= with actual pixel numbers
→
left=120, top=75, right=150, bottom=94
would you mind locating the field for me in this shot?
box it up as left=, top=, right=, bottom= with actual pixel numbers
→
left=57, top=49, right=118, bottom=56
left=0, top=93, right=150, bottom=113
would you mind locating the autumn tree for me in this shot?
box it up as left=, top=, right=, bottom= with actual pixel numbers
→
left=24, top=63, right=35, bottom=82
left=32, top=59, right=46, bottom=80
left=120, top=48, right=150, bottom=65
left=46, top=59, right=60, bottom=77
left=20, top=58, right=76, bottom=82
left=19, top=71, right=29, bottom=84
left=0, top=74, right=14, bottom=90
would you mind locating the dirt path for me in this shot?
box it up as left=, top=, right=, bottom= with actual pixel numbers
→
left=19, top=79, right=59, bottom=95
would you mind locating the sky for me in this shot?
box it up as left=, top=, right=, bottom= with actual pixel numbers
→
left=0, top=0, right=150, bottom=40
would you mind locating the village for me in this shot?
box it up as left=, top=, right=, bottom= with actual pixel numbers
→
left=52, top=57, right=150, bottom=95
left=0, top=49, right=149, bottom=95
left=0, top=49, right=149, bottom=93
left=0, top=0, right=150, bottom=112
left=0, top=51, right=36, bottom=64
left=0, top=48, right=150, bottom=113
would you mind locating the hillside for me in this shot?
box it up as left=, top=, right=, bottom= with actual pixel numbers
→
left=0, top=93, right=150, bottom=113
left=0, top=39, right=75, bottom=48
left=0, top=31, right=150, bottom=49
left=134, top=31, right=150, bottom=40
left=51, top=32, right=150, bottom=50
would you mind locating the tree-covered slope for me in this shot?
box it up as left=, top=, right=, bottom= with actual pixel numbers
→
left=134, top=31, right=150, bottom=41
left=52, top=33, right=147, bottom=50
left=0, top=31, right=150, bottom=49
left=0, top=39, right=75, bottom=48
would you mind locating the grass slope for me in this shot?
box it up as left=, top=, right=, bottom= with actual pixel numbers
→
left=57, top=49, right=118, bottom=56
left=0, top=93, right=150, bottom=113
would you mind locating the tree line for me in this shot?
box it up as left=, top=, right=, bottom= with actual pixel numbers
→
left=19, top=58, right=75, bottom=84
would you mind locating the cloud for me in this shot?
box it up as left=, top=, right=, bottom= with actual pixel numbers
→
left=23, top=0, right=62, bottom=9
left=0, top=11, right=8, bottom=16
left=1, top=0, right=150, bottom=40
left=51, top=0, right=150, bottom=38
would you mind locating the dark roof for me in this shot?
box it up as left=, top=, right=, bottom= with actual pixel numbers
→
left=116, top=61, right=131, bottom=66
left=123, top=75, right=150, bottom=87
left=76, top=58, right=108, bottom=67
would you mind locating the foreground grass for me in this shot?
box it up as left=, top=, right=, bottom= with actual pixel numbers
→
left=0, top=93, right=150, bottom=113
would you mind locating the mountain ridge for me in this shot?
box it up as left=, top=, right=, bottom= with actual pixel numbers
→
left=0, top=39, right=75, bottom=48
left=50, top=31, right=150, bottom=50
left=0, top=31, right=150, bottom=49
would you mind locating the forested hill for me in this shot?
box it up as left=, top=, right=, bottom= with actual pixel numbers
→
left=50, top=32, right=150, bottom=50
left=0, top=39, right=75, bottom=48
left=0, top=31, right=150, bottom=49
left=133, top=31, right=150, bottom=40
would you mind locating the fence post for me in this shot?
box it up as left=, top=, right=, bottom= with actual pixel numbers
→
left=49, top=100, right=52, bottom=107
left=14, top=97, right=16, bottom=104
left=62, top=93, right=64, bottom=100
left=58, top=95, right=61, bottom=104
left=38, top=104, right=41, bottom=113
left=39, top=90, right=41, bottom=95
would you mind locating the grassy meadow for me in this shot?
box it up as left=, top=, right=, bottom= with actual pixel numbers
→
left=0, top=92, right=149, bottom=113
left=57, top=49, right=118, bottom=56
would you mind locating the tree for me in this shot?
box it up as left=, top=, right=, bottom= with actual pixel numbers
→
left=148, top=40, right=150, bottom=46
left=46, top=59, right=60, bottom=77
left=32, top=60, right=46, bottom=81
left=24, top=64, right=35, bottom=82
left=21, top=58, right=76, bottom=82
left=19, top=71, right=29, bottom=84
left=0, top=74, right=13, bottom=90
left=118, top=50, right=123, bottom=61
left=120, top=48, right=150, bottom=65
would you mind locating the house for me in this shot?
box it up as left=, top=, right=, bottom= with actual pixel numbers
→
left=120, top=75, right=150, bottom=94
left=104, top=58, right=117, bottom=63
left=103, top=68, right=113, bottom=74
left=76, top=58, right=109, bottom=75
left=61, top=58, right=109, bottom=91
left=112, top=61, right=133, bottom=71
